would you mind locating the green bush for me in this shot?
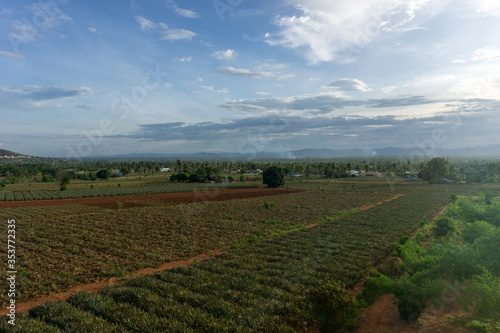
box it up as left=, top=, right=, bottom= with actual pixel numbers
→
left=462, top=221, right=496, bottom=244
left=458, top=201, right=484, bottom=223
left=450, top=193, right=458, bottom=203
left=309, top=280, right=360, bottom=332
left=433, top=217, right=457, bottom=237
left=484, top=203, right=500, bottom=227
left=462, top=269, right=500, bottom=321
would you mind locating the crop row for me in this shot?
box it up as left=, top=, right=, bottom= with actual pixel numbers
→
left=0, top=183, right=254, bottom=201
left=0, top=205, right=106, bottom=221
left=1, top=188, right=450, bottom=332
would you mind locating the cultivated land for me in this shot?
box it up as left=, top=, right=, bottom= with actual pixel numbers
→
left=1, top=178, right=495, bottom=331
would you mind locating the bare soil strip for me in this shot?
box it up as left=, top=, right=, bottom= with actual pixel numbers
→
left=0, top=187, right=303, bottom=209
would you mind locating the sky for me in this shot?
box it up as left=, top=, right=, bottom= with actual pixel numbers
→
left=1, top=0, right=499, bottom=158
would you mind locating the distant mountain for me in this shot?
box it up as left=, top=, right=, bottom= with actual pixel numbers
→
left=0, top=149, right=24, bottom=157
left=291, top=145, right=500, bottom=158
left=87, top=144, right=500, bottom=160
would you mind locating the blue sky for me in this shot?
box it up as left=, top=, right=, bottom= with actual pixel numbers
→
left=1, top=0, right=499, bottom=158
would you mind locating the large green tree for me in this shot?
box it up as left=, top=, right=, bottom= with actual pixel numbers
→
left=263, top=166, right=285, bottom=188
left=420, top=157, right=449, bottom=182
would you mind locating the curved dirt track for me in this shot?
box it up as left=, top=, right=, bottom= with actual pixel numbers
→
left=0, top=187, right=303, bottom=209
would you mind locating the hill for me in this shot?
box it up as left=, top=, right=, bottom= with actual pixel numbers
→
left=0, top=149, right=24, bottom=157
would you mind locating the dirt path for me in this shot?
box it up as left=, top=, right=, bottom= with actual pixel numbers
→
left=0, top=249, right=226, bottom=316
left=358, top=194, right=406, bottom=211
left=0, top=187, right=303, bottom=209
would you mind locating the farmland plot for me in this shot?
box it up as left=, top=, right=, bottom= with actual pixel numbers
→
left=0, top=189, right=450, bottom=332
left=0, top=189, right=393, bottom=306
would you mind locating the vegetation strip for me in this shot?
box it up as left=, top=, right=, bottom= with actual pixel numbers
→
left=1, top=190, right=449, bottom=332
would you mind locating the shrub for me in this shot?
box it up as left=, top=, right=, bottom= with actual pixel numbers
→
left=399, top=236, right=410, bottom=245
left=484, top=203, right=500, bottom=227
left=462, top=221, right=496, bottom=244
left=450, top=193, right=458, bottom=203
left=309, top=280, right=360, bottom=332
left=458, top=201, right=484, bottom=223
left=461, top=269, right=500, bottom=321
left=433, top=217, right=457, bottom=237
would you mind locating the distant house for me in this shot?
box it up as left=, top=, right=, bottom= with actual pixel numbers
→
left=244, top=169, right=263, bottom=176
left=365, top=171, right=380, bottom=177
left=287, top=173, right=302, bottom=177
left=160, top=167, right=171, bottom=172
left=112, top=172, right=123, bottom=177
left=349, top=170, right=360, bottom=176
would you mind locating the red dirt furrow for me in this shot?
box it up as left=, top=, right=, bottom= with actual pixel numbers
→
left=0, top=249, right=226, bottom=316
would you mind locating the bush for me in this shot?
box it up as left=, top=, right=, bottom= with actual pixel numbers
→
left=263, top=166, right=285, bottom=188
left=484, top=203, right=500, bottom=227
left=450, top=193, right=458, bottom=203
left=462, top=269, right=500, bottom=321
left=458, top=201, right=484, bottom=223
left=474, top=229, right=500, bottom=276
left=309, top=281, right=360, bottom=332
left=433, top=217, right=457, bottom=238
left=462, top=221, right=496, bottom=244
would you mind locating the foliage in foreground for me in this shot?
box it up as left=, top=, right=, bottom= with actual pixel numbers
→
left=359, top=191, right=500, bottom=329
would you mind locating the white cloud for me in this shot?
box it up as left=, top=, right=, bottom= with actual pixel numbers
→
left=200, top=85, right=214, bottom=91
left=135, top=16, right=197, bottom=41
left=257, top=91, right=271, bottom=95
left=471, top=0, right=500, bottom=16
left=265, top=0, right=435, bottom=64
left=177, top=56, right=193, bottom=62
left=326, top=79, right=371, bottom=92
left=0, top=51, right=24, bottom=59
left=471, top=47, right=500, bottom=62
left=160, top=28, right=197, bottom=41
left=88, top=27, right=102, bottom=34
left=135, top=16, right=156, bottom=30
left=166, top=0, right=200, bottom=18
left=213, top=49, right=237, bottom=60
left=216, top=67, right=295, bottom=80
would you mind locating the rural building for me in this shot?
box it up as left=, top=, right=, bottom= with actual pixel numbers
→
left=160, top=167, right=171, bottom=172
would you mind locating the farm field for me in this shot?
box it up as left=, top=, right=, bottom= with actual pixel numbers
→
left=0, top=179, right=490, bottom=331
left=0, top=184, right=393, bottom=306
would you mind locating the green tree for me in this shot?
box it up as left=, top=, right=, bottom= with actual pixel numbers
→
left=57, top=170, right=71, bottom=191
left=96, top=169, right=111, bottom=180
left=420, top=157, right=449, bottom=182
left=263, top=166, right=285, bottom=188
